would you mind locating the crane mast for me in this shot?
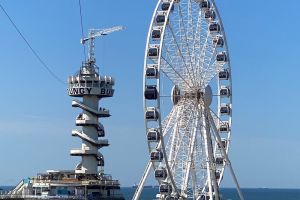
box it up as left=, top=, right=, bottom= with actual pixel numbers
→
left=81, top=26, right=124, bottom=65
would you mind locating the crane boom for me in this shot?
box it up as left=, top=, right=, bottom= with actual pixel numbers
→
left=81, top=25, right=125, bottom=64
left=81, top=26, right=124, bottom=44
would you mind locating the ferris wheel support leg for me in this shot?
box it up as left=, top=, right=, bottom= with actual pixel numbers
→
left=132, top=160, right=152, bottom=200
left=182, top=110, right=198, bottom=194
left=208, top=114, right=245, bottom=200
left=202, top=110, right=220, bottom=200
left=191, top=162, right=197, bottom=198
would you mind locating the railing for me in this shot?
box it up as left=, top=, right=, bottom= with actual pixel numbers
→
left=0, top=193, right=124, bottom=199
left=68, top=75, right=115, bottom=87
left=0, top=194, right=85, bottom=199
left=30, top=179, right=121, bottom=187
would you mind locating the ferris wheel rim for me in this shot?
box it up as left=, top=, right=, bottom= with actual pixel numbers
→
left=143, top=0, right=233, bottom=198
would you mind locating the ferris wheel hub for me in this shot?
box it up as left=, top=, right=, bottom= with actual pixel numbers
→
left=204, top=85, right=212, bottom=107
left=171, top=85, right=181, bottom=105
left=171, top=85, right=212, bottom=106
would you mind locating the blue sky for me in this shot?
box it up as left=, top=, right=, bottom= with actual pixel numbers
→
left=0, top=0, right=300, bottom=189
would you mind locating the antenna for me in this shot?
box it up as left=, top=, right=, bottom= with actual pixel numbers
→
left=81, top=26, right=125, bottom=64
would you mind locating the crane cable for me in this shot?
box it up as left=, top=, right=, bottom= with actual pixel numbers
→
left=78, top=0, right=87, bottom=61
left=0, top=3, right=66, bottom=85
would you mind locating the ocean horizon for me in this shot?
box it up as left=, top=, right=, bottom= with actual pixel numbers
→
left=2, top=186, right=300, bottom=200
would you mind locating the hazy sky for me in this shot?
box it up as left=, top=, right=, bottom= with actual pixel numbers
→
left=0, top=0, right=300, bottom=189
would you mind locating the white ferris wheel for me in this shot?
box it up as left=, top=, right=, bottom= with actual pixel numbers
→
left=133, top=0, right=244, bottom=200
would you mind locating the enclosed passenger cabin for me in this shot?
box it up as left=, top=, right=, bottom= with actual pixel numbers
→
left=156, top=15, right=166, bottom=24
left=200, top=0, right=211, bottom=9
left=218, top=139, right=227, bottom=149
left=216, top=52, right=228, bottom=63
left=159, top=183, right=172, bottom=194
left=199, top=195, right=206, bottom=200
left=144, top=85, right=158, bottom=99
left=220, top=104, right=231, bottom=115
left=215, top=157, right=224, bottom=165
left=152, top=28, right=162, bottom=40
left=205, top=186, right=215, bottom=193
left=161, top=2, right=174, bottom=11
left=146, top=65, right=158, bottom=78
left=151, top=150, right=163, bottom=161
left=156, top=12, right=168, bottom=25
left=215, top=171, right=221, bottom=180
left=220, top=86, right=231, bottom=97
left=204, top=9, right=216, bottom=20
left=155, top=168, right=168, bottom=179
left=219, top=121, right=230, bottom=132
left=219, top=69, right=229, bottom=80
left=145, top=107, right=159, bottom=121
left=213, top=35, right=224, bottom=47
left=209, top=22, right=221, bottom=33
left=148, top=45, right=160, bottom=58
left=147, top=128, right=161, bottom=142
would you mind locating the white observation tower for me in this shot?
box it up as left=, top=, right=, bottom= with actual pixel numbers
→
left=68, top=26, right=124, bottom=177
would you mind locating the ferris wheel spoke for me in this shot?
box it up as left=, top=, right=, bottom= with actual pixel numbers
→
left=194, top=135, right=207, bottom=195
left=162, top=29, right=187, bottom=83
left=161, top=54, right=193, bottom=90
left=190, top=160, right=197, bottom=198
left=197, top=38, right=217, bottom=88
left=169, top=130, right=188, bottom=188
left=161, top=105, right=179, bottom=136
left=182, top=108, right=199, bottom=193
left=209, top=106, right=226, bottom=125
left=191, top=10, right=203, bottom=88
left=193, top=156, right=207, bottom=196
left=196, top=37, right=209, bottom=87
left=160, top=104, right=183, bottom=153
left=201, top=106, right=221, bottom=200
left=166, top=104, right=187, bottom=171
left=166, top=101, right=199, bottom=190
left=178, top=5, right=196, bottom=84
left=193, top=9, right=209, bottom=86
left=200, top=59, right=222, bottom=88
left=165, top=104, right=183, bottom=161
left=177, top=3, right=198, bottom=85
left=195, top=8, right=223, bottom=88
left=153, top=105, right=179, bottom=151
left=165, top=23, right=197, bottom=88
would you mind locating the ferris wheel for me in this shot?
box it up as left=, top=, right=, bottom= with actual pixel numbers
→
left=133, top=0, right=244, bottom=200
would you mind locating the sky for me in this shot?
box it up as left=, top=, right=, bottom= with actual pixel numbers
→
left=0, top=0, right=300, bottom=189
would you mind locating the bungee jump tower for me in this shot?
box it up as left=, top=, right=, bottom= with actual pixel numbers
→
left=68, top=29, right=116, bottom=177
left=67, top=26, right=125, bottom=197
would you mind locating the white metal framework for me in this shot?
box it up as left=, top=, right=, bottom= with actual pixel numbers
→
left=134, top=0, right=244, bottom=200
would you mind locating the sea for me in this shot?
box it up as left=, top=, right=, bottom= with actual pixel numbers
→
left=121, top=187, right=300, bottom=200
left=2, top=186, right=300, bottom=200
